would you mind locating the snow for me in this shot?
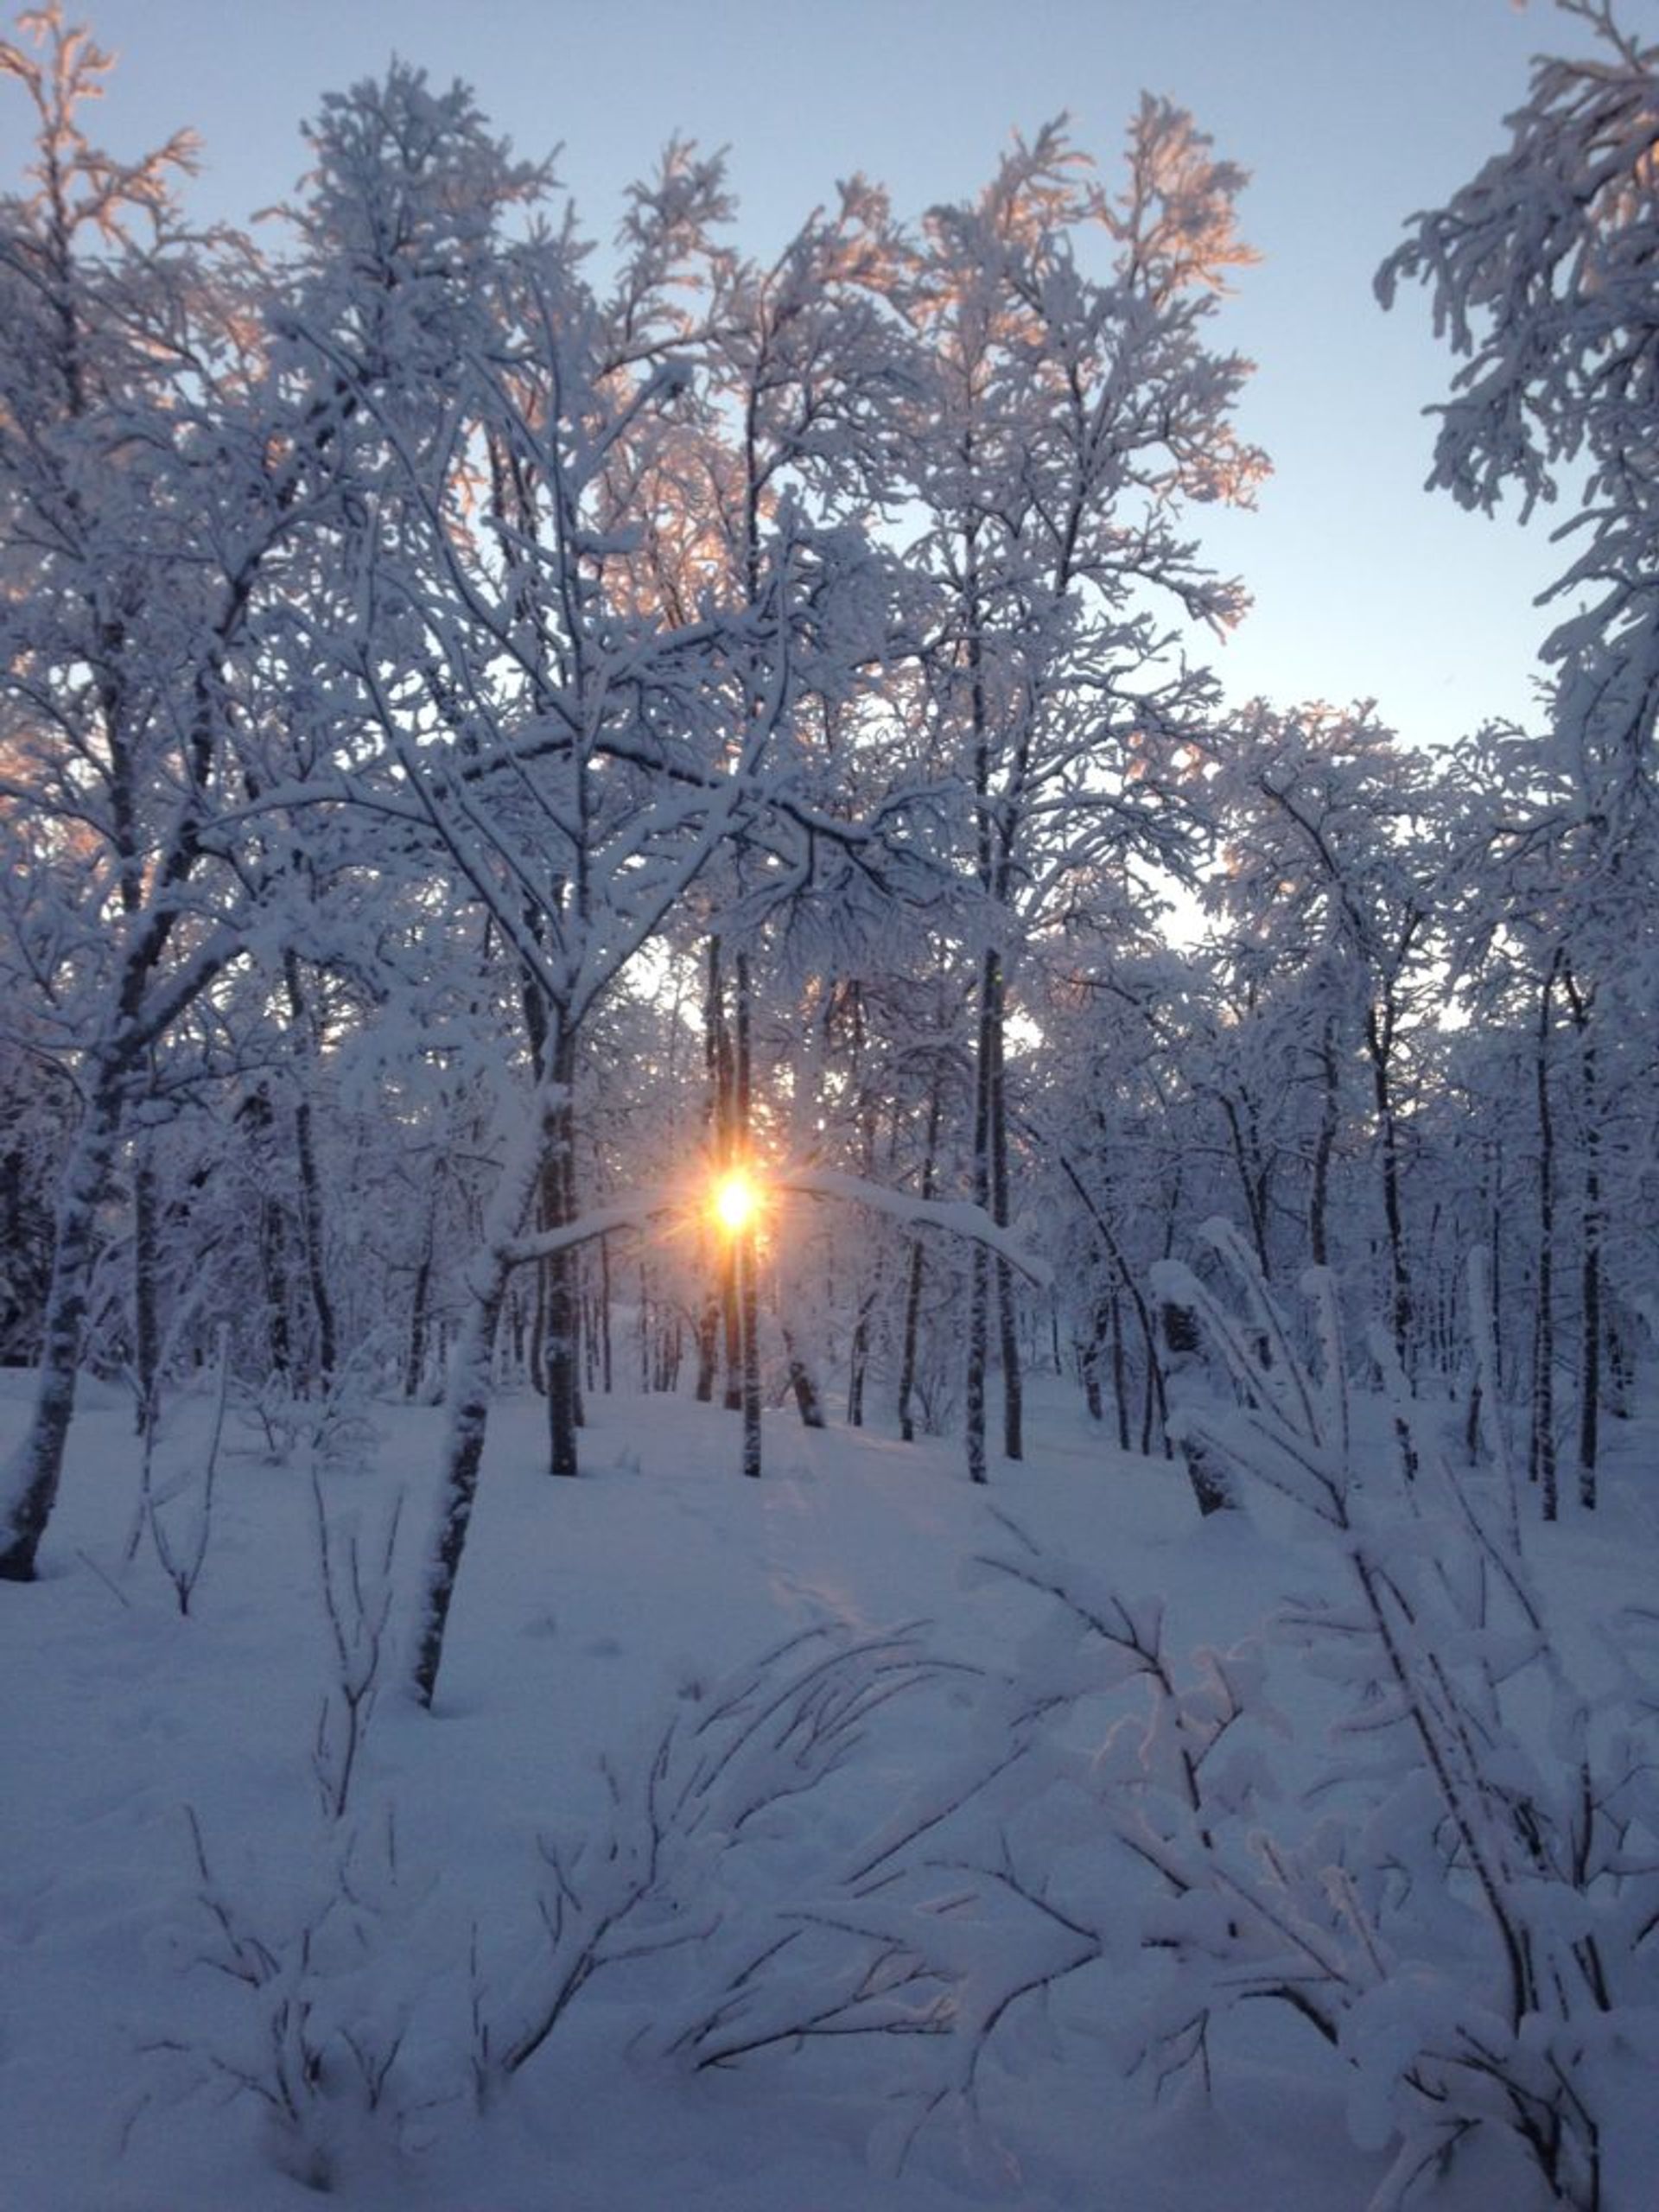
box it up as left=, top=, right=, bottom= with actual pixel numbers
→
left=1, top=1373, right=1651, bottom=2210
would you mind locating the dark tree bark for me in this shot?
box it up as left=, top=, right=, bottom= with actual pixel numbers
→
left=1531, top=963, right=1559, bottom=1520
left=1562, top=970, right=1599, bottom=1511
left=131, top=1137, right=161, bottom=1433
left=1365, top=990, right=1412, bottom=1370
left=404, top=1239, right=434, bottom=1401
left=965, top=950, right=998, bottom=1486
left=1308, top=1014, right=1339, bottom=1269
left=782, top=1324, right=826, bottom=1427
left=283, top=951, right=338, bottom=1388
left=695, top=937, right=727, bottom=1404
left=990, top=975, right=1023, bottom=1462
left=897, top=1073, right=943, bottom=1445
left=734, top=950, right=762, bottom=1477
left=0, top=1069, right=125, bottom=1580
left=543, top=1027, right=582, bottom=1479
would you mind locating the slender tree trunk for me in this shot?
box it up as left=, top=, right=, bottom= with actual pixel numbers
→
left=846, top=1285, right=877, bottom=1427
left=411, top=1070, right=569, bottom=1704
left=528, top=1250, right=549, bottom=1395
left=544, top=1027, right=581, bottom=1478
left=965, top=968, right=995, bottom=1486
left=598, top=1233, right=613, bottom=1397
left=782, top=1324, right=826, bottom=1428
left=721, top=1265, right=743, bottom=1411
left=1109, top=1287, right=1129, bottom=1453
left=283, top=952, right=338, bottom=1388
left=412, top=1261, right=509, bottom=1708
left=1531, top=965, right=1559, bottom=1520
left=1308, top=1014, right=1339, bottom=1269
left=258, top=1176, right=293, bottom=1382
left=700, top=938, right=747, bottom=1414
left=963, top=513, right=994, bottom=1490
left=1489, top=1160, right=1506, bottom=1400
left=695, top=1294, right=720, bottom=1403
left=1605, top=1308, right=1632, bottom=1421
left=990, top=969, right=1022, bottom=1460
left=898, top=1074, right=942, bottom=1445
left=965, top=1245, right=989, bottom=1485
left=734, top=950, right=761, bottom=1477
left=0, top=1071, right=125, bottom=1580
left=837, top=985, right=875, bottom=1432
left=1220, top=1093, right=1271, bottom=1275
left=897, top=1249, right=927, bottom=1443
left=964, top=946, right=1009, bottom=1484
left=658, top=1310, right=683, bottom=1395
left=1078, top=1294, right=1108, bottom=1419
left=1056, top=1154, right=1168, bottom=1459
left=1558, top=974, right=1600, bottom=1510
left=405, top=1236, right=434, bottom=1401
left=131, top=1135, right=161, bottom=1433
left=1365, top=994, right=1411, bottom=1369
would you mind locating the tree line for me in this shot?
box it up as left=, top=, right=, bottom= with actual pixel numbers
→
left=1, top=0, right=1655, bottom=1601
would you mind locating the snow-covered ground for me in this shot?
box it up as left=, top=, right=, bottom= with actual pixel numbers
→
left=2, top=1371, right=1653, bottom=2209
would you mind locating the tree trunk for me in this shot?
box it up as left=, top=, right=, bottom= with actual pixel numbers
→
left=1308, top=1014, right=1339, bottom=1269
left=845, top=1285, right=877, bottom=1427
left=1057, top=1154, right=1168, bottom=1460
left=897, top=1073, right=942, bottom=1446
left=0, top=1073, right=124, bottom=1580
left=284, top=952, right=338, bottom=1388
left=259, top=1183, right=293, bottom=1381
left=131, top=1135, right=161, bottom=1433
left=1220, top=1092, right=1271, bottom=1276
left=964, top=1244, right=988, bottom=1485
left=411, top=1068, right=568, bottom=1705
left=1565, top=978, right=1599, bottom=1511
left=1109, top=1287, right=1130, bottom=1454
left=1365, top=994, right=1411, bottom=1369
left=734, top=950, right=761, bottom=1477
left=694, top=1293, right=720, bottom=1402
left=964, top=950, right=998, bottom=1484
left=1080, top=1295, right=1109, bottom=1423
left=543, top=1027, right=582, bottom=1479
left=597, top=1232, right=613, bottom=1397
left=411, top=1261, right=509, bottom=1707
left=783, top=1323, right=827, bottom=1428
left=696, top=936, right=727, bottom=1404
left=405, top=1237, right=434, bottom=1401
left=1531, top=964, right=1558, bottom=1520
left=989, top=965, right=1022, bottom=1460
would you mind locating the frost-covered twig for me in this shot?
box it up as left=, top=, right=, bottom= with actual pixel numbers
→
left=1115, top=1242, right=1643, bottom=2207
left=143, top=1325, right=230, bottom=1617
left=482, top=1624, right=969, bottom=2084
left=311, top=1473, right=404, bottom=1821
left=154, top=1804, right=438, bottom=2193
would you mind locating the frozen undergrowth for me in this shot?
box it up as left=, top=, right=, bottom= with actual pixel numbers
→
left=0, top=1339, right=1654, bottom=2211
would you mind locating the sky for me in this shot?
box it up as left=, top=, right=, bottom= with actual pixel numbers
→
left=35, top=0, right=1611, bottom=753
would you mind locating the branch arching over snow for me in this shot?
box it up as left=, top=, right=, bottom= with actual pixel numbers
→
left=496, top=1166, right=1052, bottom=1288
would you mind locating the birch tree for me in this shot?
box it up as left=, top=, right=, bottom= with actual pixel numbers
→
left=0, top=9, right=308, bottom=1577
left=1204, top=702, right=1443, bottom=1358
left=903, top=107, right=1264, bottom=1480
left=1378, top=0, right=1659, bottom=785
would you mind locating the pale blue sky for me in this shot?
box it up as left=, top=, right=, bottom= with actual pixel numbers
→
left=54, top=0, right=1606, bottom=749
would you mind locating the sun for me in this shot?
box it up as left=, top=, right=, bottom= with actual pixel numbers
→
left=712, top=1167, right=760, bottom=1234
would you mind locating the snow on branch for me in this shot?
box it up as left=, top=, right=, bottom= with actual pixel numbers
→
left=496, top=1166, right=1052, bottom=1287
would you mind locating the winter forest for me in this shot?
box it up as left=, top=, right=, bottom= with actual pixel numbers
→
left=3, top=0, right=1658, bottom=2206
